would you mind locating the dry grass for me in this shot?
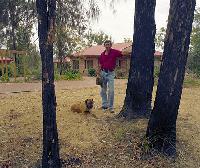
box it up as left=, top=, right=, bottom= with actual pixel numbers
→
left=0, top=81, right=200, bottom=167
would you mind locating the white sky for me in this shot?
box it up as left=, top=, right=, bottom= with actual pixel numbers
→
left=91, top=0, right=200, bottom=43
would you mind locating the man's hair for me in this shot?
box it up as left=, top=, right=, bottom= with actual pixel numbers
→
left=103, top=40, right=112, bottom=46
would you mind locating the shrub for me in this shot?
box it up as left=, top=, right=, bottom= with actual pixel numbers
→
left=88, top=68, right=96, bottom=76
left=0, top=74, right=9, bottom=82
left=0, top=65, right=14, bottom=77
left=32, top=68, right=42, bottom=80
left=62, top=70, right=82, bottom=80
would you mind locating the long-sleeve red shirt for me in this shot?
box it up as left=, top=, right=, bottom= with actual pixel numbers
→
left=99, top=48, right=122, bottom=71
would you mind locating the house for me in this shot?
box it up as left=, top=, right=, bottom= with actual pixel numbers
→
left=70, top=43, right=162, bottom=77
left=53, top=57, right=71, bottom=69
left=0, top=57, right=13, bottom=64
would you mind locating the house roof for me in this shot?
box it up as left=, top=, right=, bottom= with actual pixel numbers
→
left=53, top=57, right=71, bottom=63
left=0, top=57, right=13, bottom=63
left=73, top=42, right=132, bottom=57
left=0, top=49, right=27, bottom=55
left=73, top=42, right=162, bottom=58
left=123, top=45, right=163, bottom=57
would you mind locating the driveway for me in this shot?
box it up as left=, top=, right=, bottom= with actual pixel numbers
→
left=0, top=77, right=127, bottom=94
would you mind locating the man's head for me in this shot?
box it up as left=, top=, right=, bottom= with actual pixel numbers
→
left=104, top=40, right=112, bottom=51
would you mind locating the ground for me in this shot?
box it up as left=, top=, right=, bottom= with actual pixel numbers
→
left=0, top=77, right=200, bottom=167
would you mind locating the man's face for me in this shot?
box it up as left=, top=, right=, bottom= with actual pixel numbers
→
left=104, top=42, right=112, bottom=50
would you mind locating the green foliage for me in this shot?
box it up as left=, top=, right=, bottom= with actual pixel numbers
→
left=88, top=68, right=96, bottom=76
left=187, top=8, right=200, bottom=77
left=84, top=30, right=112, bottom=46
left=0, top=65, right=13, bottom=77
left=0, top=74, right=9, bottom=82
left=63, top=70, right=82, bottom=80
left=155, top=27, right=166, bottom=50
left=54, top=73, right=61, bottom=81
left=0, top=0, right=36, bottom=49
left=183, top=74, right=200, bottom=88
left=31, top=68, right=42, bottom=80
left=54, top=70, right=82, bottom=81
left=123, top=38, right=132, bottom=43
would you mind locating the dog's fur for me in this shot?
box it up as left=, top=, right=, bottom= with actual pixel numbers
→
left=70, top=99, right=94, bottom=113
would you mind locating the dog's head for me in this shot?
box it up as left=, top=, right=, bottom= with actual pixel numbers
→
left=85, top=99, right=94, bottom=110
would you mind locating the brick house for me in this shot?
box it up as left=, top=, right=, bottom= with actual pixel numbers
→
left=70, top=43, right=162, bottom=77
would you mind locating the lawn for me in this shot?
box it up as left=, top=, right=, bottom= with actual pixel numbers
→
left=0, top=79, right=200, bottom=167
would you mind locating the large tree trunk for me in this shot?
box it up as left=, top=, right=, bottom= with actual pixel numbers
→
left=36, top=0, right=61, bottom=167
left=117, top=0, right=156, bottom=119
left=146, top=0, right=196, bottom=157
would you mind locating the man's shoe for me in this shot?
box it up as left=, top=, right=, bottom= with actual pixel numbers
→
left=109, top=109, right=114, bottom=113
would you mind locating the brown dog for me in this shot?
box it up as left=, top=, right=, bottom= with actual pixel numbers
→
left=70, top=99, right=94, bottom=113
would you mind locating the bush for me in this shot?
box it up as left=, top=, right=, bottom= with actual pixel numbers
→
left=0, top=65, right=14, bottom=78
left=32, top=68, right=42, bottom=80
left=62, top=70, right=82, bottom=80
left=54, top=73, right=61, bottom=81
left=187, top=53, right=200, bottom=77
left=0, top=74, right=9, bottom=82
left=88, top=68, right=96, bottom=77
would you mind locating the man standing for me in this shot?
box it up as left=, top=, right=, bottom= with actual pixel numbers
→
left=97, top=40, right=123, bottom=113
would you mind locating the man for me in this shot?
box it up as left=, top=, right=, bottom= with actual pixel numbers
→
left=97, top=40, right=123, bottom=113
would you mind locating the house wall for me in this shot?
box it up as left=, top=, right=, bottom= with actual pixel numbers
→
left=71, top=57, right=99, bottom=75
left=71, top=55, right=162, bottom=77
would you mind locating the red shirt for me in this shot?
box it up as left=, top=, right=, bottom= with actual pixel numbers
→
left=99, top=48, right=122, bottom=71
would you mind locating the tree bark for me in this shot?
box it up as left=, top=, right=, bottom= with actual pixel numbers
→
left=8, top=1, right=18, bottom=67
left=146, top=0, right=196, bottom=157
left=36, top=0, right=61, bottom=167
left=57, top=2, right=65, bottom=75
left=117, top=0, right=156, bottom=119
left=57, top=32, right=65, bottom=75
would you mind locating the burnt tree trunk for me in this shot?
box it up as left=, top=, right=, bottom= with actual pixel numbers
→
left=36, top=0, right=61, bottom=167
left=117, top=0, right=156, bottom=119
left=146, top=0, right=196, bottom=157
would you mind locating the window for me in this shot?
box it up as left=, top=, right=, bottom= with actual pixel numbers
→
left=85, top=60, right=93, bottom=69
left=72, top=60, right=79, bottom=70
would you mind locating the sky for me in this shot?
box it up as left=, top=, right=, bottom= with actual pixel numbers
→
left=91, top=0, right=200, bottom=43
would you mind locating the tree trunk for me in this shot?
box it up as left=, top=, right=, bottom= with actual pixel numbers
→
left=36, top=0, right=61, bottom=167
left=57, top=34, right=65, bottom=75
left=8, top=1, right=18, bottom=68
left=117, top=0, right=156, bottom=119
left=56, top=1, right=65, bottom=75
left=146, top=0, right=196, bottom=157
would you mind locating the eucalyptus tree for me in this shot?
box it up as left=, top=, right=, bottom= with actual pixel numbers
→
left=0, top=0, right=36, bottom=74
left=117, top=0, right=156, bottom=119
left=36, top=0, right=61, bottom=166
left=188, top=8, right=200, bottom=76
left=55, top=0, right=102, bottom=74
left=146, top=0, right=196, bottom=157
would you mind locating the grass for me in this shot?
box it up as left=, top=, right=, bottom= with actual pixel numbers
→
left=0, top=81, right=200, bottom=167
left=153, top=75, right=200, bottom=88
